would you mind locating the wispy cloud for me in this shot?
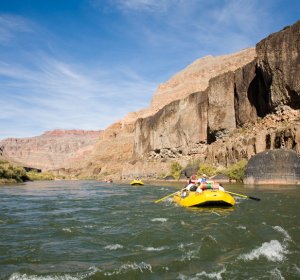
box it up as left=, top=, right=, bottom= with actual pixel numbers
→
left=0, top=51, right=156, bottom=139
left=113, top=0, right=171, bottom=12
left=1, top=1, right=298, bottom=139
left=0, top=14, right=34, bottom=44
left=103, top=0, right=273, bottom=56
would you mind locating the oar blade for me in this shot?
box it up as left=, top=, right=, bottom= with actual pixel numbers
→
left=249, top=196, right=261, bottom=201
left=226, top=191, right=260, bottom=201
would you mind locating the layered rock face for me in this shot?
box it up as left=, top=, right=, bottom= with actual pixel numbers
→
left=0, top=130, right=102, bottom=170
left=41, top=22, right=300, bottom=179
left=206, top=107, right=300, bottom=166
left=244, top=149, right=300, bottom=184
left=256, top=23, right=300, bottom=109
left=122, top=48, right=256, bottom=123
left=150, top=49, right=256, bottom=112
left=127, top=21, right=300, bottom=179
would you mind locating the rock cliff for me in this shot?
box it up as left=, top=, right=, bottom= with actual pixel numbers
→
left=121, top=48, right=256, bottom=123
left=0, top=129, right=102, bottom=170
left=124, top=21, right=300, bottom=179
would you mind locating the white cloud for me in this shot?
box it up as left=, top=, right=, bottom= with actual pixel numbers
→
left=0, top=52, right=157, bottom=139
left=0, top=14, right=34, bottom=44
left=0, top=0, right=291, bottom=139
left=110, top=0, right=172, bottom=12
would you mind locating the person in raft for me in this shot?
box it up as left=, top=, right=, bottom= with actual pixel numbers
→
left=197, top=174, right=208, bottom=184
left=196, top=176, right=225, bottom=193
left=182, top=175, right=198, bottom=197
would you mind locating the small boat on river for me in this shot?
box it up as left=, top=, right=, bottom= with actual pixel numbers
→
left=130, top=179, right=144, bottom=186
left=173, top=190, right=235, bottom=207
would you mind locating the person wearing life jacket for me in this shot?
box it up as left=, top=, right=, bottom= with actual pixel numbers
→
left=197, top=174, right=207, bottom=185
left=182, top=175, right=197, bottom=197
left=196, top=178, right=225, bottom=193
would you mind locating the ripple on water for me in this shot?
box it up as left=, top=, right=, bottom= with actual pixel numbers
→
left=273, top=225, right=292, bottom=242
left=8, top=266, right=99, bottom=280
left=151, top=218, right=168, bottom=222
left=1, top=181, right=299, bottom=279
left=238, top=240, right=288, bottom=262
left=104, top=244, right=124, bottom=250
left=103, top=262, right=152, bottom=276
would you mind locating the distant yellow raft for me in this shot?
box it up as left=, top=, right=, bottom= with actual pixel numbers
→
left=173, top=190, right=235, bottom=207
left=130, top=180, right=144, bottom=186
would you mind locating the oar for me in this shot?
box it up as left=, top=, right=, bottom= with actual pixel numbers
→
left=226, top=191, right=261, bottom=201
left=154, top=191, right=180, bottom=203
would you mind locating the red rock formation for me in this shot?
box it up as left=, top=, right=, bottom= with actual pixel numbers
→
left=0, top=130, right=102, bottom=170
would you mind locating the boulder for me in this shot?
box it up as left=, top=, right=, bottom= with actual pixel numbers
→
left=244, top=149, right=300, bottom=184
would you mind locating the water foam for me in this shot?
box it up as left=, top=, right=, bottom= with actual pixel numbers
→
left=211, top=211, right=221, bottom=216
left=104, top=244, right=123, bottom=250
left=104, top=262, right=152, bottom=276
left=144, top=246, right=167, bottom=251
left=9, top=273, right=79, bottom=280
left=83, top=225, right=94, bottom=229
left=62, top=228, right=72, bottom=233
left=178, top=267, right=226, bottom=280
left=239, top=240, right=287, bottom=262
left=196, top=267, right=226, bottom=280
left=9, top=266, right=99, bottom=280
left=151, top=218, right=168, bottom=222
left=237, top=225, right=246, bottom=230
left=273, top=226, right=292, bottom=242
left=270, top=268, right=284, bottom=280
left=181, top=247, right=200, bottom=261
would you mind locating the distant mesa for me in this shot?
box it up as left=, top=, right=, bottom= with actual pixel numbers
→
left=42, top=129, right=102, bottom=137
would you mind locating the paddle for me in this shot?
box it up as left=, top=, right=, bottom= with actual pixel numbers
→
left=226, top=191, right=261, bottom=201
left=154, top=191, right=180, bottom=203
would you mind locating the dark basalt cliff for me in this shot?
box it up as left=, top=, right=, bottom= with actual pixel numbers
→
left=128, top=21, right=300, bottom=180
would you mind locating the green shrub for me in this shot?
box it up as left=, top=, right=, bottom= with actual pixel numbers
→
left=170, top=161, right=182, bottom=180
left=0, top=161, right=29, bottom=182
left=27, top=170, right=55, bottom=181
left=197, top=163, right=217, bottom=177
left=224, top=159, right=248, bottom=182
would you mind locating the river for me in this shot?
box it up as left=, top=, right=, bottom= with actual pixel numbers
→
left=0, top=180, right=299, bottom=279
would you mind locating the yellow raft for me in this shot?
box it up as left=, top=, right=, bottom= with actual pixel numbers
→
left=130, top=179, right=144, bottom=186
left=173, top=190, right=235, bottom=207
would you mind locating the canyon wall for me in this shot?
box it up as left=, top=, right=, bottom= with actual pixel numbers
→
left=0, top=130, right=102, bottom=170
left=124, top=21, right=300, bottom=178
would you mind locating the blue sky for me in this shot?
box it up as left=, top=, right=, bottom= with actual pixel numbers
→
left=0, top=0, right=299, bottom=139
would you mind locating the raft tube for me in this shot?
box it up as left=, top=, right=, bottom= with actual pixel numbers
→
left=173, top=190, right=235, bottom=207
left=130, top=180, right=144, bottom=186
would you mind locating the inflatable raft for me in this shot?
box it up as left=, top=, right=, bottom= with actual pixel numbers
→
left=130, top=180, right=144, bottom=186
left=173, top=190, right=235, bottom=207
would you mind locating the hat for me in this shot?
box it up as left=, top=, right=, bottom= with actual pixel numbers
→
left=202, top=174, right=207, bottom=177
left=191, top=174, right=196, bottom=179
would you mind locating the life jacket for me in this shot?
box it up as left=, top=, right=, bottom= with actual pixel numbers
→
left=200, top=181, right=217, bottom=190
